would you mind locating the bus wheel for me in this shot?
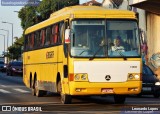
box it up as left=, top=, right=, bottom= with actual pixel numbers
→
left=61, top=94, right=72, bottom=104
left=34, top=79, right=44, bottom=97
left=114, top=95, right=126, bottom=104
left=31, top=88, right=36, bottom=96
left=57, top=81, right=72, bottom=104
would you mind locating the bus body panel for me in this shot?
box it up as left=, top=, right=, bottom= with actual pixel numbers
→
left=74, top=61, right=140, bottom=82
left=23, top=46, right=61, bottom=91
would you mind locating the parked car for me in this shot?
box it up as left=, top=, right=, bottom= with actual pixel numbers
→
left=3, top=63, right=8, bottom=72
left=138, top=63, right=160, bottom=98
left=0, top=61, right=5, bottom=72
left=6, top=61, right=23, bottom=76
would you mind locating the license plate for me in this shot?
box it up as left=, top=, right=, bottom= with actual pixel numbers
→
left=142, top=87, right=151, bottom=91
left=102, top=88, right=113, bottom=93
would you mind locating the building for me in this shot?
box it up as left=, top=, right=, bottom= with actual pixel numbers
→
left=131, top=0, right=160, bottom=61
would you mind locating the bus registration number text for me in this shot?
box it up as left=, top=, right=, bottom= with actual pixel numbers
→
left=101, top=88, right=113, bottom=93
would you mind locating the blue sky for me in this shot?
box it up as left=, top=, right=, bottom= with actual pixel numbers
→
left=0, top=0, right=103, bottom=54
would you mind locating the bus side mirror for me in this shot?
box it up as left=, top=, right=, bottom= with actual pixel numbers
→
left=65, top=29, right=70, bottom=44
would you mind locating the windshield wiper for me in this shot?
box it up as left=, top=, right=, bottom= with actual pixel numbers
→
left=89, top=43, right=106, bottom=60
left=113, top=46, right=125, bottom=57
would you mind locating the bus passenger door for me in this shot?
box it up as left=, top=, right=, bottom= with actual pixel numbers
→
left=57, top=21, right=70, bottom=94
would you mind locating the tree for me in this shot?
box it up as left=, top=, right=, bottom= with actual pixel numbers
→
left=18, top=6, right=39, bottom=30
left=7, top=37, right=24, bottom=60
left=18, top=0, right=79, bottom=30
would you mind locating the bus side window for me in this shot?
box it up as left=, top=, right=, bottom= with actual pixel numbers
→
left=30, top=33, right=34, bottom=49
left=25, top=35, right=28, bottom=51
left=35, top=31, right=40, bottom=48
left=59, top=22, right=64, bottom=43
left=57, top=22, right=64, bottom=43
left=40, top=29, right=45, bottom=47
left=51, top=25, right=55, bottom=45
left=55, top=24, right=59, bottom=43
left=28, top=34, right=31, bottom=50
left=45, top=27, right=51, bottom=46
left=51, top=24, right=59, bottom=44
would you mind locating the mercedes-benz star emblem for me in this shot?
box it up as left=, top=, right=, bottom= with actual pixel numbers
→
left=105, top=75, right=111, bottom=81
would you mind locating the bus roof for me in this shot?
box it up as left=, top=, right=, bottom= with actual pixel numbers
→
left=25, top=6, right=136, bottom=34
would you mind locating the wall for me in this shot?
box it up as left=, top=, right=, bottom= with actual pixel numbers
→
left=147, top=13, right=160, bottom=58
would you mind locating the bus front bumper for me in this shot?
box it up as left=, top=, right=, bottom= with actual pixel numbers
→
left=68, top=81, right=142, bottom=95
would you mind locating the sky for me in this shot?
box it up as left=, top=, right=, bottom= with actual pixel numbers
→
left=0, top=0, right=103, bottom=55
left=0, top=0, right=23, bottom=54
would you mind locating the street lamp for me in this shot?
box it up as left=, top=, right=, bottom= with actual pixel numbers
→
left=0, top=29, right=9, bottom=63
left=2, top=21, right=13, bottom=46
left=0, top=29, right=9, bottom=52
left=0, top=34, right=5, bottom=54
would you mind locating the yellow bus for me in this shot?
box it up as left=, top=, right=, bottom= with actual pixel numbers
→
left=23, top=6, right=142, bottom=104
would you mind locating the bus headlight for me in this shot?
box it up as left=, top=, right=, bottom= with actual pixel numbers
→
left=128, top=74, right=134, bottom=79
left=134, top=74, right=140, bottom=79
left=81, top=74, right=87, bottom=80
left=75, top=74, right=80, bottom=80
left=128, top=73, right=140, bottom=80
left=74, top=73, right=88, bottom=81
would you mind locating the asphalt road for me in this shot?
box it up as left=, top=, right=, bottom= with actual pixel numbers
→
left=0, top=72, right=160, bottom=114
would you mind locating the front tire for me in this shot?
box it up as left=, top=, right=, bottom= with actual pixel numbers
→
left=114, top=95, right=126, bottom=104
left=61, top=94, right=72, bottom=104
left=57, top=80, right=72, bottom=104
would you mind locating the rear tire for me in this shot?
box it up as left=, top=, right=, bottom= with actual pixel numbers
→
left=35, top=79, right=46, bottom=97
left=57, top=80, right=72, bottom=104
left=31, top=88, right=36, bottom=96
left=32, top=78, right=46, bottom=97
left=114, top=95, right=126, bottom=104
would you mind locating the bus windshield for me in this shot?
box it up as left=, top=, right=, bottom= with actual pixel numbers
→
left=71, top=19, right=140, bottom=58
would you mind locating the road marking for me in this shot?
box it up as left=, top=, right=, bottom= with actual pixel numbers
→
left=0, top=84, right=7, bottom=87
left=0, top=89, right=11, bottom=93
left=14, top=88, right=30, bottom=93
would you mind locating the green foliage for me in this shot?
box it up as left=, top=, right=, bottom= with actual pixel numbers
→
left=37, top=0, right=57, bottom=20
left=7, top=37, right=24, bottom=60
left=37, top=0, right=79, bottom=21
left=18, top=6, right=39, bottom=30
left=18, top=0, right=79, bottom=30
